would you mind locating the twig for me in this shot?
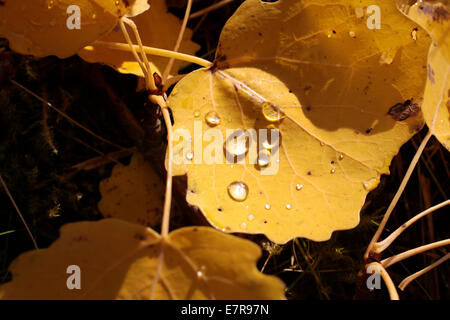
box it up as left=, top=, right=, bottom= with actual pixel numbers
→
left=190, top=0, right=236, bottom=19
left=0, top=174, right=38, bottom=249
left=10, top=80, right=125, bottom=150
left=162, top=0, right=193, bottom=84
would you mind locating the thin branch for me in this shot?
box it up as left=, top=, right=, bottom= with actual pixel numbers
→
left=382, top=239, right=450, bottom=268
left=0, top=174, right=38, bottom=249
left=398, top=253, right=450, bottom=291
left=366, top=262, right=400, bottom=300
left=162, top=0, right=193, bottom=84
left=364, top=130, right=433, bottom=260
left=92, top=41, right=212, bottom=68
left=190, top=0, right=236, bottom=19
left=376, top=200, right=450, bottom=253
left=10, top=80, right=125, bottom=150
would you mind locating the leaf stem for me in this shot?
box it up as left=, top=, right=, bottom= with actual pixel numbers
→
left=382, top=238, right=450, bottom=268
left=162, top=0, right=193, bottom=84
left=364, top=130, right=433, bottom=260
left=366, top=262, right=400, bottom=300
left=398, top=253, right=450, bottom=291
left=376, top=200, right=449, bottom=253
left=93, top=41, right=212, bottom=68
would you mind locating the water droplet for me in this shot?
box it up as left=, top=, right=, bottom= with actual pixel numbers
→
left=257, top=149, right=271, bottom=168
left=296, top=184, right=303, bottom=191
left=205, top=111, right=220, bottom=127
left=349, top=31, right=356, bottom=38
left=240, top=222, right=247, bottom=229
left=197, top=270, right=204, bottom=279
left=115, top=0, right=120, bottom=6
left=47, top=0, right=54, bottom=9
left=286, top=204, right=292, bottom=210
left=262, top=102, right=285, bottom=122
left=221, top=228, right=226, bottom=232
left=339, top=154, right=344, bottom=160
left=379, top=51, right=395, bottom=65
left=265, top=204, right=271, bottom=210
left=186, top=151, right=194, bottom=161
left=193, top=110, right=201, bottom=117
left=92, top=13, right=97, bottom=19
left=320, top=141, right=325, bottom=146
left=224, top=133, right=249, bottom=158
left=363, top=178, right=379, bottom=191
left=330, top=168, right=336, bottom=174
left=227, top=181, right=249, bottom=202
left=247, top=214, right=255, bottom=221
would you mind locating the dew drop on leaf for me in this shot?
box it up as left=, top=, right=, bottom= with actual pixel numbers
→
left=338, top=154, right=344, bottom=160
left=257, top=149, right=271, bottom=168
left=205, top=111, right=221, bottom=127
left=193, top=110, right=201, bottom=117
left=286, top=204, right=292, bottom=210
left=330, top=168, right=336, bottom=174
left=186, top=151, right=194, bottom=161
left=227, top=181, right=249, bottom=202
left=296, top=184, right=303, bottom=191
left=247, top=214, right=255, bottom=221
left=265, top=204, right=271, bottom=210
left=262, top=102, right=285, bottom=122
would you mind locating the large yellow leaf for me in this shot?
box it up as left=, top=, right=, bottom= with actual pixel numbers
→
left=401, top=1, right=450, bottom=150
left=78, top=0, right=200, bottom=76
left=98, top=152, right=164, bottom=228
left=0, top=0, right=145, bottom=58
left=167, top=0, right=431, bottom=243
left=0, top=219, right=285, bottom=299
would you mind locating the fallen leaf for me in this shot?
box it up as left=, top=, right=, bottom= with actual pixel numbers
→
left=0, top=0, right=146, bottom=58
left=78, top=0, right=200, bottom=76
left=98, top=152, right=164, bottom=228
left=401, top=0, right=450, bottom=150
left=167, top=0, right=431, bottom=243
left=0, top=219, right=286, bottom=299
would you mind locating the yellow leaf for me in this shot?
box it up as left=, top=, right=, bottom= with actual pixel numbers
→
left=401, top=1, right=450, bottom=149
left=167, top=0, right=431, bottom=243
left=78, top=0, right=200, bottom=76
left=0, top=219, right=285, bottom=299
left=399, top=0, right=450, bottom=62
left=0, top=0, right=144, bottom=58
left=98, top=152, right=164, bottom=228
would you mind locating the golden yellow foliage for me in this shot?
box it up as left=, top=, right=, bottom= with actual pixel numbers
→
left=78, top=0, right=200, bottom=76
left=98, top=153, right=164, bottom=228
left=401, top=1, right=450, bottom=150
left=167, top=0, right=431, bottom=243
left=0, top=0, right=146, bottom=58
left=0, top=219, right=285, bottom=299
